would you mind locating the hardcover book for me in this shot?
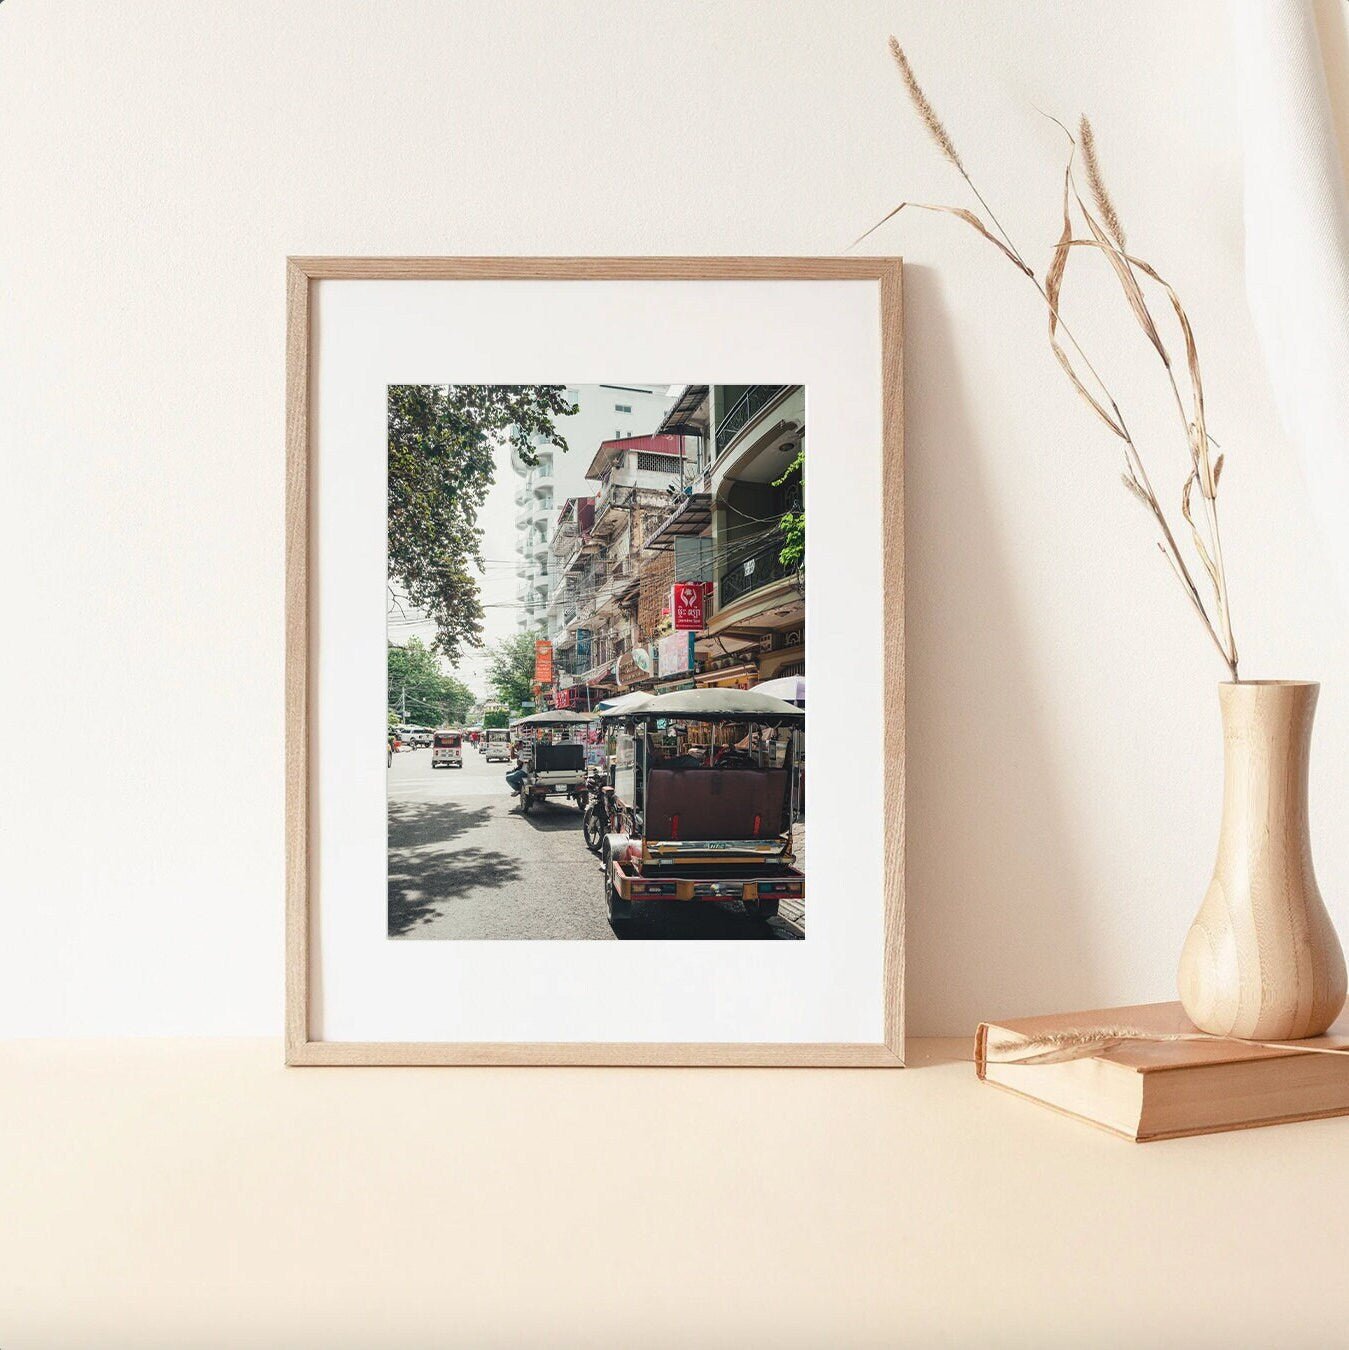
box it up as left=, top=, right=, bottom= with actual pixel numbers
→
left=976, top=1002, right=1349, bottom=1142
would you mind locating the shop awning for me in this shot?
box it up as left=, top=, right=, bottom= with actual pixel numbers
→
left=656, top=384, right=709, bottom=435
left=644, top=492, right=712, bottom=551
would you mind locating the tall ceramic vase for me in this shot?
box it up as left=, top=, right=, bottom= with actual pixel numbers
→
left=1179, top=681, right=1346, bottom=1039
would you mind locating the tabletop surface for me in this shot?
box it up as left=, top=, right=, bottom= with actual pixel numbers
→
left=4, top=1036, right=1346, bottom=1347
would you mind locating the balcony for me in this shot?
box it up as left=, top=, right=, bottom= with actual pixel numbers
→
left=560, top=534, right=601, bottom=576
left=591, top=557, right=639, bottom=615
left=580, top=637, right=627, bottom=683
left=715, top=385, right=789, bottom=457
left=591, top=480, right=629, bottom=537
left=719, top=538, right=795, bottom=608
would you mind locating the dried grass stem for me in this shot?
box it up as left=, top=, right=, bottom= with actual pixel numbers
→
left=864, top=40, right=1240, bottom=680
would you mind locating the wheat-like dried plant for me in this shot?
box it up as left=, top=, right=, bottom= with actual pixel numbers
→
left=986, top=1026, right=1349, bottom=1065
left=1079, top=116, right=1126, bottom=251
left=858, top=43, right=1240, bottom=680
left=888, top=36, right=963, bottom=172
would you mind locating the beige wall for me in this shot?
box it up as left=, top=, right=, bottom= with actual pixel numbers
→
left=5, top=8, right=1349, bottom=1017
left=6, top=2, right=1349, bottom=1342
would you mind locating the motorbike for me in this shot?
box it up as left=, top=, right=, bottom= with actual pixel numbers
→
left=580, top=766, right=614, bottom=854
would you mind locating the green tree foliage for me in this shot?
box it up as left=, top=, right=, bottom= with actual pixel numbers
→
left=481, top=709, right=509, bottom=730
left=388, top=384, right=577, bottom=661
left=485, top=631, right=539, bottom=713
left=388, top=637, right=476, bottom=726
left=774, top=447, right=805, bottom=571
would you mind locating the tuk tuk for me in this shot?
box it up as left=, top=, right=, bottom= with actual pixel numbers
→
left=508, top=710, right=597, bottom=814
left=431, top=729, right=463, bottom=769
left=484, top=727, right=511, bottom=762
left=599, top=689, right=804, bottom=929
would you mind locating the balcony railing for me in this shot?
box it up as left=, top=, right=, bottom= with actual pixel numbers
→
left=719, top=538, right=795, bottom=608
left=715, top=385, right=789, bottom=455
left=582, top=639, right=626, bottom=679
left=592, top=481, right=628, bottom=532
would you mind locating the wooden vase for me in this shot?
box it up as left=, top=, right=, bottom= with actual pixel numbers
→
left=1178, top=681, right=1346, bottom=1039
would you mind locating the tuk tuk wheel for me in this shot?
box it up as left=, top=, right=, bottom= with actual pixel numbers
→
left=602, top=843, right=632, bottom=926
left=582, top=804, right=605, bottom=855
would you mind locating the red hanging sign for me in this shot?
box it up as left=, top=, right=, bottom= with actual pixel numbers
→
left=670, top=582, right=705, bottom=631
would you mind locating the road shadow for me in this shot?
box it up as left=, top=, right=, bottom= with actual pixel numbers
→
left=388, top=797, right=492, bottom=850
left=387, top=798, right=525, bottom=935
left=515, top=798, right=587, bottom=830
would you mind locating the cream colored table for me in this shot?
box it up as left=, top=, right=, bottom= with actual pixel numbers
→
left=3, top=1038, right=1345, bottom=1347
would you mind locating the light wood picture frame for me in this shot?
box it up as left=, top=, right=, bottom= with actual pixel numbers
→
left=286, top=256, right=904, bottom=1066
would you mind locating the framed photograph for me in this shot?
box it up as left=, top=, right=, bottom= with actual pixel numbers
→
left=286, top=257, right=904, bottom=1065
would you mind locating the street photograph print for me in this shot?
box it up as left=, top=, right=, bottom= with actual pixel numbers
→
left=388, top=383, right=806, bottom=941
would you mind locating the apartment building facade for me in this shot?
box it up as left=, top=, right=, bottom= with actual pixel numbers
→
left=539, top=384, right=805, bottom=709
left=512, top=384, right=675, bottom=634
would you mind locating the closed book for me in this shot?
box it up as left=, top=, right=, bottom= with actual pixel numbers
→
left=975, top=1002, right=1349, bottom=1142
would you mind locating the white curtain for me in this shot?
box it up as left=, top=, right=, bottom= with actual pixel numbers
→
left=1234, top=1, right=1349, bottom=601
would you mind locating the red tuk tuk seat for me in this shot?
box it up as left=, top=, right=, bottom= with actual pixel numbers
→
left=643, top=768, right=790, bottom=841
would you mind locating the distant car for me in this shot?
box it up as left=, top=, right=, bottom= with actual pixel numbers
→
left=404, top=727, right=433, bottom=748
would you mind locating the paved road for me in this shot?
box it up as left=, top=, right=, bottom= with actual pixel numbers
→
left=387, top=745, right=802, bottom=940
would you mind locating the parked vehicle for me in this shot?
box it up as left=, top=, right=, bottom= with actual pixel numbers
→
left=507, top=710, right=597, bottom=814
left=580, top=694, right=650, bottom=853
left=431, top=729, right=463, bottom=769
left=407, top=726, right=434, bottom=748
left=598, top=689, right=804, bottom=930
left=580, top=765, right=614, bottom=854
left=484, top=727, right=511, bottom=762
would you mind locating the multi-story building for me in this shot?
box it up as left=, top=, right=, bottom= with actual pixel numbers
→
left=534, top=384, right=805, bottom=708
left=546, top=433, right=697, bottom=707
left=645, top=385, right=806, bottom=690
left=512, top=384, right=676, bottom=634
